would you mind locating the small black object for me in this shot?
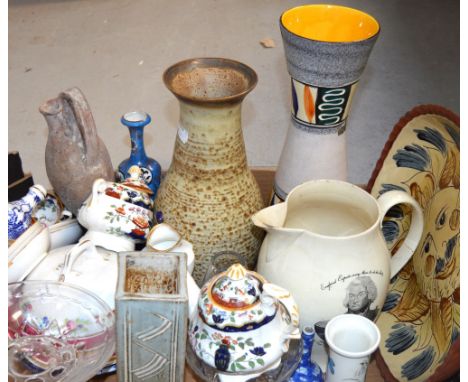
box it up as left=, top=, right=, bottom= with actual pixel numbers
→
left=314, top=321, right=327, bottom=341
left=8, top=173, right=34, bottom=202
left=8, top=151, right=25, bottom=185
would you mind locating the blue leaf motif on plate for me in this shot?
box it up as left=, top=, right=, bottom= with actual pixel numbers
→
left=382, top=292, right=401, bottom=311
left=386, top=323, right=417, bottom=355
left=401, top=346, right=435, bottom=380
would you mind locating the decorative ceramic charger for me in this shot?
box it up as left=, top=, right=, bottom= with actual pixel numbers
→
left=367, top=105, right=460, bottom=381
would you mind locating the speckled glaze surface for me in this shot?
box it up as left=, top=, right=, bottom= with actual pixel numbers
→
left=156, top=58, right=265, bottom=285
left=279, top=5, right=380, bottom=88
left=273, top=5, right=380, bottom=201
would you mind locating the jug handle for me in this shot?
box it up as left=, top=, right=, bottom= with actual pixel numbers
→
left=60, top=88, right=99, bottom=162
left=377, top=190, right=424, bottom=278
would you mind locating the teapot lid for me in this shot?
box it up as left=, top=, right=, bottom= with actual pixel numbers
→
left=121, top=166, right=153, bottom=195
left=210, top=264, right=261, bottom=309
left=198, top=264, right=276, bottom=330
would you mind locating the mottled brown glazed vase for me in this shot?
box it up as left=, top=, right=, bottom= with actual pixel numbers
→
left=156, top=58, right=265, bottom=285
left=40, top=87, right=114, bottom=215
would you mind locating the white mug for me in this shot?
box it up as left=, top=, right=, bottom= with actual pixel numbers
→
left=325, top=314, right=380, bottom=382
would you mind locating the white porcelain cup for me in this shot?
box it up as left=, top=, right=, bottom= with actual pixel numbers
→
left=324, top=314, right=380, bottom=382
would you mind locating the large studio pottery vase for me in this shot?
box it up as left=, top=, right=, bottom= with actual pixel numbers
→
left=254, top=180, right=424, bottom=330
left=115, top=251, right=188, bottom=382
left=272, top=5, right=380, bottom=203
left=40, top=87, right=115, bottom=215
left=156, top=58, right=265, bottom=285
left=117, top=111, right=161, bottom=197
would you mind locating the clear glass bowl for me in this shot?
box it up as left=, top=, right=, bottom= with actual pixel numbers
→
left=8, top=281, right=115, bottom=382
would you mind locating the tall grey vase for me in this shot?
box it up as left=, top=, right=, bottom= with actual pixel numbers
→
left=273, top=5, right=380, bottom=204
left=115, top=251, right=188, bottom=382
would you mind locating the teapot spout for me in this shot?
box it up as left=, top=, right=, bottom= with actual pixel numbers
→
left=251, top=202, right=288, bottom=231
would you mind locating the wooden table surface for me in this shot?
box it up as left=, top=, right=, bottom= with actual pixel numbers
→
left=91, top=360, right=384, bottom=381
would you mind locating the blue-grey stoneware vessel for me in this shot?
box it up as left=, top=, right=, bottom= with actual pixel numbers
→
left=115, top=251, right=188, bottom=382
left=118, top=111, right=161, bottom=198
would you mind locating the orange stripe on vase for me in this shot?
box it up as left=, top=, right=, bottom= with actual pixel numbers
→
left=304, top=85, right=315, bottom=122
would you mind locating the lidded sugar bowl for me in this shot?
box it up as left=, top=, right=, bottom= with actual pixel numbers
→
left=188, top=263, right=300, bottom=381
left=77, top=166, right=154, bottom=251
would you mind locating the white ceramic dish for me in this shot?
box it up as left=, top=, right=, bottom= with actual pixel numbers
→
left=49, top=218, right=84, bottom=250
left=8, top=222, right=50, bottom=283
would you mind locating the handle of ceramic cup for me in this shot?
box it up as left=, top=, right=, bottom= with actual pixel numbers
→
left=377, top=190, right=424, bottom=278
left=262, top=283, right=300, bottom=334
left=58, top=240, right=97, bottom=282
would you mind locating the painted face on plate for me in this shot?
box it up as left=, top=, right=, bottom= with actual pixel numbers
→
left=412, top=186, right=460, bottom=301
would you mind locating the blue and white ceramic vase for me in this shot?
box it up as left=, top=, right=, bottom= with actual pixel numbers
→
left=117, top=111, right=161, bottom=198
left=290, top=327, right=323, bottom=382
left=8, top=184, right=47, bottom=240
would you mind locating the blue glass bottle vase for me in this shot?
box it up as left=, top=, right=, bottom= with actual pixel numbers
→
left=289, top=327, right=324, bottom=382
left=117, top=111, right=161, bottom=198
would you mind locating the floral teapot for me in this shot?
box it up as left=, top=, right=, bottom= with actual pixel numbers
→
left=188, top=263, right=300, bottom=381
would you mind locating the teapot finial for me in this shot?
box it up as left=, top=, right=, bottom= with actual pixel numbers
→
left=128, top=165, right=142, bottom=180
left=226, top=263, right=247, bottom=280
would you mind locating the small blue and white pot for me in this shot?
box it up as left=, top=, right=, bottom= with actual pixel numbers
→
left=8, top=185, right=47, bottom=240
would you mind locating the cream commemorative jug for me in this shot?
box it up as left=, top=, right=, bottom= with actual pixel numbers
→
left=254, top=180, right=423, bottom=328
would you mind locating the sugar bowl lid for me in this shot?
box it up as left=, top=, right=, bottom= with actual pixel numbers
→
left=210, top=264, right=262, bottom=309
left=121, top=166, right=153, bottom=195
left=198, top=264, right=273, bottom=330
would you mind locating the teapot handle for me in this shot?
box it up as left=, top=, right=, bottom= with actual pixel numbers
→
left=262, top=283, right=300, bottom=330
left=377, top=190, right=424, bottom=278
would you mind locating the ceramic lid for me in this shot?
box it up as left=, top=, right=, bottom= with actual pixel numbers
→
left=198, top=264, right=275, bottom=330
left=210, top=264, right=261, bottom=309
left=122, top=166, right=153, bottom=195
left=102, top=167, right=153, bottom=210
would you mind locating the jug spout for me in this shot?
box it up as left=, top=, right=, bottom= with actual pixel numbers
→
left=39, top=97, right=65, bottom=134
left=251, top=202, right=288, bottom=231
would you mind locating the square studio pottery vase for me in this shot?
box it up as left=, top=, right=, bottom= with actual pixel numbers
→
left=115, top=251, right=188, bottom=382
